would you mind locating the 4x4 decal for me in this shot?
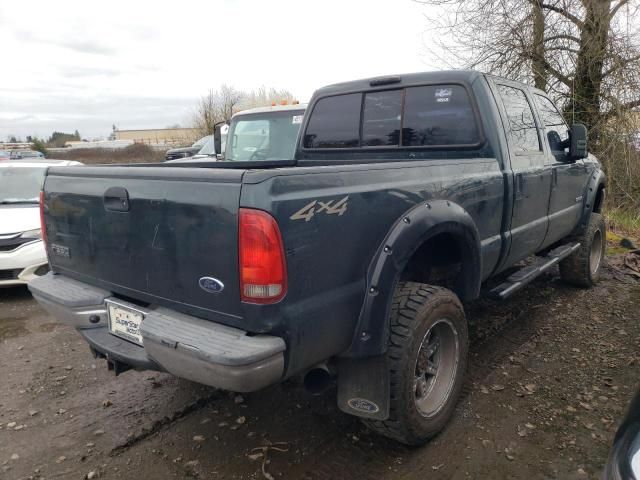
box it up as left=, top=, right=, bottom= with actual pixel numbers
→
left=290, top=196, right=349, bottom=222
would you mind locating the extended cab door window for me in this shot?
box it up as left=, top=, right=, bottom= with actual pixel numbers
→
left=496, top=85, right=541, bottom=157
left=533, top=94, right=569, bottom=162
left=303, top=93, right=361, bottom=148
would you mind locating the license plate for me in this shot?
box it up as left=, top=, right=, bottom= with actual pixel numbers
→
left=106, top=301, right=145, bottom=345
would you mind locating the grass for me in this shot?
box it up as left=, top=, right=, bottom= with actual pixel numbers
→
left=47, top=143, right=166, bottom=165
left=606, top=207, right=640, bottom=239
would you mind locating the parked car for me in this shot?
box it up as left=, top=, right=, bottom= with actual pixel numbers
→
left=29, top=71, right=606, bottom=445
left=0, top=150, right=11, bottom=161
left=165, top=106, right=304, bottom=163
left=0, top=160, right=82, bottom=286
left=10, top=150, right=45, bottom=160
left=164, top=135, right=212, bottom=161
left=165, top=129, right=225, bottom=163
left=604, top=389, right=640, bottom=479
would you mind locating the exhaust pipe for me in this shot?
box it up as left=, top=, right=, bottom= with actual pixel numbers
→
left=303, top=364, right=333, bottom=395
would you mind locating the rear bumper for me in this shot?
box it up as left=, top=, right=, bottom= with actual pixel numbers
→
left=29, top=273, right=286, bottom=392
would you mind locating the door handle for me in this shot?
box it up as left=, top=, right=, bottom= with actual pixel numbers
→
left=104, top=186, right=130, bottom=212
left=552, top=168, right=558, bottom=188
left=515, top=173, right=524, bottom=197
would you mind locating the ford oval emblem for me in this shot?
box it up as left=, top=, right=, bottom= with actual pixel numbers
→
left=198, top=277, right=224, bottom=294
left=347, top=398, right=380, bottom=414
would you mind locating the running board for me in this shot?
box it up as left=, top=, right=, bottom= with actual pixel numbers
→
left=488, top=242, right=581, bottom=300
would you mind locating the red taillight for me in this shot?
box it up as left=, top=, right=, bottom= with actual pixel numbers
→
left=39, top=190, right=48, bottom=246
left=239, top=208, right=287, bottom=304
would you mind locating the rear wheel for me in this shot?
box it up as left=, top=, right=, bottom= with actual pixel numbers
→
left=363, top=282, right=468, bottom=445
left=560, top=212, right=606, bottom=287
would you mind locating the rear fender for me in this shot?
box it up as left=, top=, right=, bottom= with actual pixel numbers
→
left=345, top=200, right=481, bottom=358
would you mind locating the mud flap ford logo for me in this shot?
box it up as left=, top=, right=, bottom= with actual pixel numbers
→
left=198, top=277, right=224, bottom=294
left=347, top=398, right=380, bottom=414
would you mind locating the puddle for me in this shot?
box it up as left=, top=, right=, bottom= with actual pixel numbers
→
left=0, top=318, right=29, bottom=339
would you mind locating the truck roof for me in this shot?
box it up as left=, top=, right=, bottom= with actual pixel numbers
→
left=233, top=104, right=307, bottom=117
left=315, top=70, right=486, bottom=97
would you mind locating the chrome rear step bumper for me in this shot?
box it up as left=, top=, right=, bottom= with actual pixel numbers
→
left=29, top=273, right=286, bottom=392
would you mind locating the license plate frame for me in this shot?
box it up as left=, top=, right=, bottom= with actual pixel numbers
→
left=106, top=300, right=145, bottom=346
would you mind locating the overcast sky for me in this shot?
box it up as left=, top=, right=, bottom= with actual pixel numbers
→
left=0, top=0, right=442, bottom=140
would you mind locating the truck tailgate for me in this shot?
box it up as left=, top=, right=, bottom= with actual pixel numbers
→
left=42, top=166, right=245, bottom=322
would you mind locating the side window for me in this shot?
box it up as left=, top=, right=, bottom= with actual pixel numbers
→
left=534, top=94, right=569, bottom=161
left=402, top=85, right=480, bottom=146
left=303, top=93, right=361, bottom=148
left=362, top=90, right=402, bottom=147
left=497, top=85, right=541, bottom=153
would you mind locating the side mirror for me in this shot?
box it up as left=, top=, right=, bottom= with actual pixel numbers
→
left=213, top=121, right=228, bottom=158
left=569, top=123, right=588, bottom=160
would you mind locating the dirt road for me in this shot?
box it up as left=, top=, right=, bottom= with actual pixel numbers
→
left=1, top=263, right=639, bottom=480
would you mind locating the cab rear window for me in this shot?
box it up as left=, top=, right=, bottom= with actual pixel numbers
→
left=362, top=90, right=403, bottom=147
left=303, top=84, right=480, bottom=149
left=402, top=85, right=480, bottom=146
left=303, top=94, right=361, bottom=148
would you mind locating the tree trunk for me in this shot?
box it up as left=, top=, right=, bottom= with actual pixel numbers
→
left=572, top=0, right=612, bottom=141
left=532, top=0, right=547, bottom=90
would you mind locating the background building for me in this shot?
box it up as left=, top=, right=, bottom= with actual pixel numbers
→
left=113, top=127, right=200, bottom=146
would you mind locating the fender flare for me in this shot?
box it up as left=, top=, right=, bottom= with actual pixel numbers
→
left=345, top=199, right=482, bottom=357
left=578, top=167, right=606, bottom=230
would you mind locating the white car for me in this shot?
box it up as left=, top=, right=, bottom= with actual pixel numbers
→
left=0, top=160, right=82, bottom=286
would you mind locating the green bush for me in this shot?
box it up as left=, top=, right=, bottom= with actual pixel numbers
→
left=31, top=138, right=48, bottom=156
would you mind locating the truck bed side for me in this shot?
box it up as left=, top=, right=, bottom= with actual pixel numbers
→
left=239, top=158, right=504, bottom=374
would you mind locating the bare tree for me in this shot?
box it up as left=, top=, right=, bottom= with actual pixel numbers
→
left=419, top=0, right=640, bottom=209
left=192, top=85, right=296, bottom=137
left=192, top=84, right=243, bottom=137
left=419, top=0, right=640, bottom=134
left=239, top=86, right=296, bottom=110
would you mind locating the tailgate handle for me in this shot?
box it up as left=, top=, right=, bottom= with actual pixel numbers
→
left=104, top=186, right=130, bottom=212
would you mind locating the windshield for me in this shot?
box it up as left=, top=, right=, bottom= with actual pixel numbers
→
left=197, top=136, right=217, bottom=155
left=225, top=110, right=304, bottom=161
left=0, top=167, right=45, bottom=203
left=192, top=135, right=212, bottom=148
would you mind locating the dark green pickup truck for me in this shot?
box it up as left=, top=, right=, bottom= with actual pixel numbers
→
left=30, top=70, right=606, bottom=444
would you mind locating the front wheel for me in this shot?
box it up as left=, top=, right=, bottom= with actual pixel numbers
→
left=560, top=212, right=606, bottom=287
left=363, top=282, right=468, bottom=445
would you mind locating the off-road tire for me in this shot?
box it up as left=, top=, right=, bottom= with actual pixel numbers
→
left=363, top=282, right=468, bottom=446
left=559, top=212, right=606, bottom=288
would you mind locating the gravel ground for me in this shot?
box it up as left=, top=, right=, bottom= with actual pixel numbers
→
left=1, top=259, right=638, bottom=480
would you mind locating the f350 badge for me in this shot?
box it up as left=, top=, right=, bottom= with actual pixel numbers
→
left=290, top=196, right=349, bottom=222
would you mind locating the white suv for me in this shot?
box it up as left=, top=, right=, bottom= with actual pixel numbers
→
left=0, top=160, right=82, bottom=286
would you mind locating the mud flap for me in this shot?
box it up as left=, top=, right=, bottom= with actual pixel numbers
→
left=337, top=355, right=389, bottom=420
